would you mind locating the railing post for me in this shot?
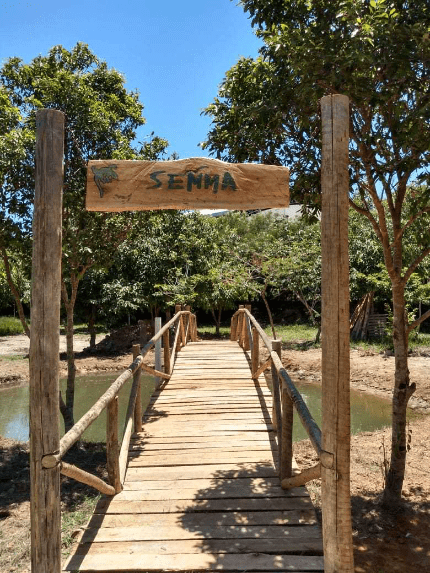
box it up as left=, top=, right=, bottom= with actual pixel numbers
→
left=271, top=339, right=283, bottom=475
left=175, top=304, right=183, bottom=350
left=230, top=313, right=237, bottom=341
left=30, top=109, right=64, bottom=573
left=185, top=305, right=191, bottom=342
left=281, top=375, right=293, bottom=481
left=238, top=305, right=244, bottom=347
left=154, top=317, right=162, bottom=387
left=107, top=396, right=122, bottom=493
left=133, top=344, right=142, bottom=432
left=243, top=304, right=252, bottom=351
left=251, top=326, right=259, bottom=378
left=163, top=327, right=171, bottom=375
left=191, top=314, right=198, bottom=341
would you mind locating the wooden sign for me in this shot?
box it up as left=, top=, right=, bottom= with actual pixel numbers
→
left=86, top=157, right=289, bottom=211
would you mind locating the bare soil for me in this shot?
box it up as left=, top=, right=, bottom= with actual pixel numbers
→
left=0, top=333, right=429, bottom=572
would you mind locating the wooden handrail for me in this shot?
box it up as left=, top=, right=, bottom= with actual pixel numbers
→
left=42, top=355, right=143, bottom=468
left=60, top=462, right=115, bottom=496
left=43, top=308, right=197, bottom=496
left=235, top=306, right=333, bottom=472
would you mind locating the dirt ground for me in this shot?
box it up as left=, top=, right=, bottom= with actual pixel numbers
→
left=0, top=333, right=429, bottom=572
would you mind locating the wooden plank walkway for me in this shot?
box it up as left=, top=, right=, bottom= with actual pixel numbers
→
left=64, top=340, right=324, bottom=572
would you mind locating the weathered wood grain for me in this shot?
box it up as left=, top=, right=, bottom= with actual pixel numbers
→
left=30, top=109, right=64, bottom=573
left=70, top=536, right=322, bottom=555
left=86, top=157, right=289, bottom=211
left=65, top=552, right=323, bottom=571
left=320, top=94, right=354, bottom=573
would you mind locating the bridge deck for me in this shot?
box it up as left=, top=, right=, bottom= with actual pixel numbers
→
left=64, top=341, right=324, bottom=572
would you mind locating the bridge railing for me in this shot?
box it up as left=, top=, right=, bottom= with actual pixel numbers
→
left=231, top=305, right=333, bottom=489
left=41, top=307, right=197, bottom=495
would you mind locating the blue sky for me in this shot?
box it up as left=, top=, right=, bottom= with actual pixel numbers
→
left=0, top=0, right=262, bottom=158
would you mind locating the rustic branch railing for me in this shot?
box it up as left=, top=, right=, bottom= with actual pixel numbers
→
left=41, top=308, right=197, bottom=495
left=231, top=306, right=333, bottom=488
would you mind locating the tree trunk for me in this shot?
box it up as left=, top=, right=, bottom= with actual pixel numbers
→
left=261, top=287, right=277, bottom=339
left=210, top=308, right=221, bottom=336
left=383, top=280, right=416, bottom=505
left=88, top=304, right=96, bottom=348
left=60, top=278, right=79, bottom=433
left=1, top=247, right=31, bottom=338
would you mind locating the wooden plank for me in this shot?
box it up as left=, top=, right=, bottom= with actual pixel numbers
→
left=145, top=404, right=271, bottom=414
left=87, top=509, right=318, bottom=528
left=95, top=496, right=313, bottom=515
left=129, top=443, right=275, bottom=453
left=143, top=412, right=272, bottom=422
left=80, top=524, right=321, bottom=543
left=127, top=451, right=275, bottom=467
left=150, top=396, right=272, bottom=405
left=123, top=463, right=277, bottom=480
left=86, top=158, right=289, bottom=211
left=151, top=389, right=272, bottom=396
left=69, top=537, right=322, bottom=555
left=131, top=433, right=275, bottom=445
left=30, top=109, right=64, bottom=573
left=114, top=481, right=305, bottom=500
left=65, top=552, right=323, bottom=571
left=320, top=94, right=354, bottom=573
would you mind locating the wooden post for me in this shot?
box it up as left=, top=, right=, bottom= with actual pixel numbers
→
left=185, top=305, right=191, bottom=342
left=29, top=109, right=64, bottom=573
left=191, top=314, right=198, bottom=341
left=163, top=328, right=171, bottom=375
left=174, top=304, right=182, bottom=350
left=243, top=304, right=252, bottom=351
left=320, top=94, right=354, bottom=573
left=230, top=314, right=237, bottom=341
left=271, top=340, right=283, bottom=474
left=251, top=326, right=259, bottom=378
left=237, top=306, right=244, bottom=346
left=133, top=344, right=142, bottom=432
left=154, top=317, right=162, bottom=387
left=106, top=396, right=121, bottom=493
left=281, top=374, right=294, bottom=481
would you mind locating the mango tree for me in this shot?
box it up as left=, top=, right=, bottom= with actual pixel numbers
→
left=1, top=43, right=168, bottom=431
left=203, top=0, right=430, bottom=505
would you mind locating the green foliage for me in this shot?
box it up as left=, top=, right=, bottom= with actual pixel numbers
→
left=0, top=316, right=26, bottom=335
left=265, top=322, right=319, bottom=345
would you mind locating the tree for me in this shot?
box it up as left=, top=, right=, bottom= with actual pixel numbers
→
left=203, top=0, right=430, bottom=505
left=1, top=43, right=168, bottom=430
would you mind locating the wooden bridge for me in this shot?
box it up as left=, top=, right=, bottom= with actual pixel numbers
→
left=30, top=102, right=353, bottom=572
left=60, top=309, right=324, bottom=572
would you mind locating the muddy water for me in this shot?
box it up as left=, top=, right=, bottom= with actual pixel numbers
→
left=292, top=380, right=393, bottom=441
left=0, top=373, right=156, bottom=442
left=0, top=373, right=396, bottom=443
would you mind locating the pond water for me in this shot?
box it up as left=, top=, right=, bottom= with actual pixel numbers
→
left=0, top=373, right=156, bottom=443
left=0, top=373, right=395, bottom=443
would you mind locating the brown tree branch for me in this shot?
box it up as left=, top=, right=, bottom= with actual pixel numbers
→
left=406, top=308, right=430, bottom=336
left=402, top=246, right=430, bottom=285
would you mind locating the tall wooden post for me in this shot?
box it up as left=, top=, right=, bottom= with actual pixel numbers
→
left=30, top=109, right=64, bottom=573
left=320, top=94, right=354, bottom=572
